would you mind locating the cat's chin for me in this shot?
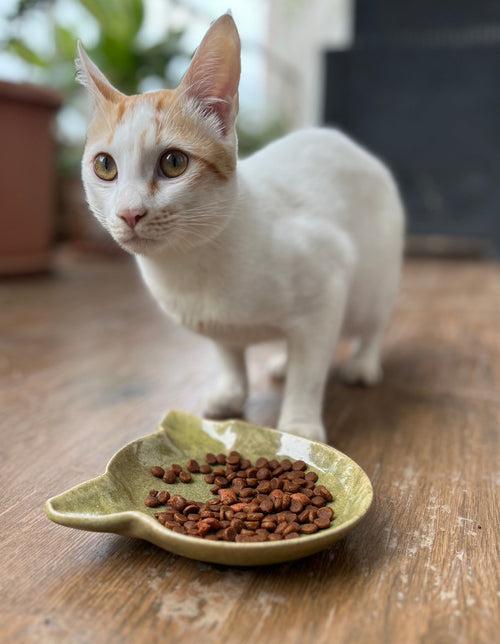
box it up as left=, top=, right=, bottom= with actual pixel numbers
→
left=116, top=236, right=165, bottom=256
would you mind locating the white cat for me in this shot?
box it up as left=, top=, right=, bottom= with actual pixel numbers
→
left=77, top=13, right=404, bottom=443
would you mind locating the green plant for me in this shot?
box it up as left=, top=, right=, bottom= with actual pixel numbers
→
left=7, top=0, right=185, bottom=95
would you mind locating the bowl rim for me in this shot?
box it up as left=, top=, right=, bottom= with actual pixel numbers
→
left=45, top=410, right=374, bottom=551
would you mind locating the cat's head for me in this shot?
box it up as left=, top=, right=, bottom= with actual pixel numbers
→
left=77, top=14, right=240, bottom=256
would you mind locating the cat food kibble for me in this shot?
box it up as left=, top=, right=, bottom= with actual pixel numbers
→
left=144, top=453, right=335, bottom=542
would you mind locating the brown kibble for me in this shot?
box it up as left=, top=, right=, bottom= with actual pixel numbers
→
left=235, top=534, right=256, bottom=542
left=256, top=480, right=272, bottom=494
left=269, top=478, right=281, bottom=490
left=290, top=499, right=304, bottom=514
left=246, top=512, right=264, bottom=521
left=186, top=459, right=200, bottom=473
left=260, top=497, right=274, bottom=513
left=230, top=518, right=244, bottom=532
left=314, top=485, right=334, bottom=502
left=223, top=527, right=237, bottom=541
left=170, top=495, right=187, bottom=511
left=155, top=512, right=170, bottom=525
left=317, top=506, right=334, bottom=521
left=157, top=491, right=170, bottom=505
left=256, top=467, right=271, bottom=481
left=283, top=522, right=300, bottom=536
left=179, top=471, right=192, bottom=483
left=275, top=522, right=288, bottom=535
left=314, top=516, right=331, bottom=529
left=173, top=512, right=187, bottom=523
left=218, top=488, right=237, bottom=504
left=298, top=509, right=310, bottom=523
left=163, top=469, right=177, bottom=484
left=239, top=487, right=257, bottom=498
left=150, top=452, right=335, bottom=541
left=232, top=478, right=245, bottom=490
left=291, top=492, right=310, bottom=504
left=244, top=521, right=260, bottom=530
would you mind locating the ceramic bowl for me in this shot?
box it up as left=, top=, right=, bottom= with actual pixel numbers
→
left=45, top=411, right=373, bottom=566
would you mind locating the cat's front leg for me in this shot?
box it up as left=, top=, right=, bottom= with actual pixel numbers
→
left=277, top=286, right=347, bottom=443
left=204, top=343, right=248, bottom=419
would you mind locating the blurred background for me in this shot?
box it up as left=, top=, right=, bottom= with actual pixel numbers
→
left=0, top=0, right=499, bottom=272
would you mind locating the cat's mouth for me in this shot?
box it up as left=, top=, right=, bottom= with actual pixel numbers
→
left=117, top=231, right=162, bottom=254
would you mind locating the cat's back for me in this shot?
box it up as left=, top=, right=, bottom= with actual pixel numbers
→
left=240, top=127, right=393, bottom=187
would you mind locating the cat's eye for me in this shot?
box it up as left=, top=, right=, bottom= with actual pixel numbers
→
left=93, top=153, right=117, bottom=181
left=159, top=150, right=188, bottom=178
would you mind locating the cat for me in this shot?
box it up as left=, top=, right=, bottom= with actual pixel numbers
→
left=77, top=13, right=404, bottom=443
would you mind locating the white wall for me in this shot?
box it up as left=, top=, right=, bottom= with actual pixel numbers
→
left=265, top=0, right=354, bottom=128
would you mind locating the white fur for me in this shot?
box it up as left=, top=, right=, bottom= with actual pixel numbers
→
left=135, top=127, right=404, bottom=441
left=80, top=20, right=404, bottom=443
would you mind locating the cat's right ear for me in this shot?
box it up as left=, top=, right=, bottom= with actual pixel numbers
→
left=75, top=42, right=124, bottom=106
left=177, top=13, right=241, bottom=135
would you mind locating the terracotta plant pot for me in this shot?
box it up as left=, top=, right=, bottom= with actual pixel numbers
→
left=0, top=81, right=61, bottom=275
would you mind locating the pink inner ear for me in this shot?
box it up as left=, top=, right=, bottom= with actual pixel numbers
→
left=200, top=98, right=234, bottom=135
left=177, top=14, right=241, bottom=135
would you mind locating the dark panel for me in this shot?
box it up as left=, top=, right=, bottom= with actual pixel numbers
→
left=323, top=44, right=500, bottom=254
left=355, top=0, right=500, bottom=40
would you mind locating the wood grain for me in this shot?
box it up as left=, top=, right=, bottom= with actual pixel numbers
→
left=1, top=252, right=499, bottom=643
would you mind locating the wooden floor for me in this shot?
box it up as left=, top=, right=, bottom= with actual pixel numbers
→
left=1, top=253, right=499, bottom=644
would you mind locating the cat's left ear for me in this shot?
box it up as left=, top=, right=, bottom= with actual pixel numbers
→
left=177, top=13, right=241, bottom=135
left=75, top=41, right=124, bottom=106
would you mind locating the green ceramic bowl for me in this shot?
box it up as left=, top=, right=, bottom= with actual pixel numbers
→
left=45, top=411, right=373, bottom=566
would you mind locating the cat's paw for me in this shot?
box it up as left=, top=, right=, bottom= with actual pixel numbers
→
left=203, top=386, right=246, bottom=420
left=267, top=352, right=287, bottom=381
left=337, top=358, right=382, bottom=386
left=278, top=421, right=326, bottom=443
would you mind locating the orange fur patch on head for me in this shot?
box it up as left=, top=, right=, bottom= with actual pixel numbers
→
left=86, top=88, right=236, bottom=179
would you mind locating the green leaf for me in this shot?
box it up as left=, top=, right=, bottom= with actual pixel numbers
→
left=7, top=39, right=49, bottom=67
left=55, top=25, right=76, bottom=60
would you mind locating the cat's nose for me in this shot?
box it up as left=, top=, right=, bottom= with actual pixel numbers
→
left=118, top=208, right=147, bottom=229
